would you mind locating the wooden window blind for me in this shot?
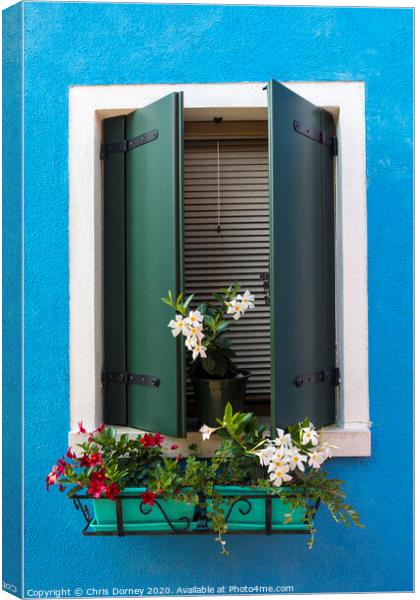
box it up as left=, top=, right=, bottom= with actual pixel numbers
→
left=184, top=138, right=271, bottom=405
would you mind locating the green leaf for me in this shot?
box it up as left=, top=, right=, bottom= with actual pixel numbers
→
left=66, top=485, right=82, bottom=498
left=161, top=297, right=174, bottom=308
left=215, top=321, right=229, bottom=334
left=204, top=315, right=216, bottom=329
left=183, top=294, right=194, bottom=310
left=224, top=402, right=233, bottom=423
left=202, top=355, right=216, bottom=374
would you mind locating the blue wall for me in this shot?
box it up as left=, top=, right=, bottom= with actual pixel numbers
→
left=15, top=2, right=414, bottom=595
left=3, top=4, right=23, bottom=597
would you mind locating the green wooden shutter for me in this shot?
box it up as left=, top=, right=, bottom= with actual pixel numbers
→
left=103, top=116, right=127, bottom=425
left=126, top=93, right=185, bottom=436
left=103, top=93, right=185, bottom=437
left=268, top=80, right=337, bottom=430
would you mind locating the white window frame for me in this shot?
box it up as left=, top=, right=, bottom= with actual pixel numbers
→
left=68, top=82, right=370, bottom=457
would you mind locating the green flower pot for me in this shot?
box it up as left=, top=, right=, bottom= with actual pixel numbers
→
left=208, top=485, right=309, bottom=531
left=192, top=372, right=250, bottom=426
left=92, top=487, right=198, bottom=532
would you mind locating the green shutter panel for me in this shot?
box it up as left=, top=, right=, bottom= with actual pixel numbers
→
left=103, top=116, right=127, bottom=425
left=126, top=93, right=185, bottom=436
left=268, top=80, right=337, bottom=430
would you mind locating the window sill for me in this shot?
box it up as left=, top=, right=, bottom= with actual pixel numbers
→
left=68, top=423, right=371, bottom=458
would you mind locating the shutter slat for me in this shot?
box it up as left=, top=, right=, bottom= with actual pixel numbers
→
left=184, top=139, right=270, bottom=402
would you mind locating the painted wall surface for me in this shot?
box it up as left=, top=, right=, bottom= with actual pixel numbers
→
left=2, top=4, right=23, bottom=597
left=7, top=2, right=415, bottom=595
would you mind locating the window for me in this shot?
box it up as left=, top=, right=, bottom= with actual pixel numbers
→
left=70, top=79, right=368, bottom=455
left=101, top=81, right=336, bottom=437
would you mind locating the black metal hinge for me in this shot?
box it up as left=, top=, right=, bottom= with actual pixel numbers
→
left=293, top=120, right=338, bottom=156
left=102, top=371, right=160, bottom=388
left=100, top=129, right=159, bottom=160
left=294, top=368, right=340, bottom=388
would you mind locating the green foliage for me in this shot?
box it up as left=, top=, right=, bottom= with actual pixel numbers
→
left=48, top=427, right=167, bottom=498
left=161, top=290, right=194, bottom=317
left=48, top=407, right=362, bottom=557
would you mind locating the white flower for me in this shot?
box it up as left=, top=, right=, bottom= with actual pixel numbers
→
left=226, top=298, right=243, bottom=320
left=321, top=445, right=333, bottom=459
left=192, top=342, right=207, bottom=361
left=184, top=323, right=204, bottom=341
left=288, top=447, right=308, bottom=472
left=240, top=290, right=255, bottom=311
left=185, top=336, right=196, bottom=351
left=199, top=424, right=218, bottom=440
left=186, top=310, right=204, bottom=326
left=268, top=455, right=289, bottom=473
left=318, top=445, right=333, bottom=460
left=307, top=448, right=327, bottom=469
left=271, top=447, right=289, bottom=463
left=274, top=428, right=292, bottom=450
left=256, top=446, right=275, bottom=466
left=269, top=464, right=292, bottom=487
left=168, top=314, right=185, bottom=337
left=302, top=427, right=319, bottom=446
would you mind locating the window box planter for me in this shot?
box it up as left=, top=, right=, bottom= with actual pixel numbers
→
left=79, top=488, right=199, bottom=534
left=73, top=486, right=317, bottom=536
left=208, top=486, right=311, bottom=533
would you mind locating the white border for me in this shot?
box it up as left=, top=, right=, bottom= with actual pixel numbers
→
left=69, top=81, right=370, bottom=457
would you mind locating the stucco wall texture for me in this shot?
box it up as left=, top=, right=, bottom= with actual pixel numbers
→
left=4, top=2, right=413, bottom=595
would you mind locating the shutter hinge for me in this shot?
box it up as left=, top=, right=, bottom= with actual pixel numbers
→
left=102, top=371, right=160, bottom=388
left=100, top=128, right=159, bottom=160
left=293, top=120, right=338, bottom=156
left=294, top=367, right=340, bottom=388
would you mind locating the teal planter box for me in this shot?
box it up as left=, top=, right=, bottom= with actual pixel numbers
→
left=91, top=487, right=198, bottom=532
left=209, top=485, right=309, bottom=531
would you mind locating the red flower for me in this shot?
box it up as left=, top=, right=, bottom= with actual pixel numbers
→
left=66, top=447, right=76, bottom=460
left=94, top=423, right=106, bottom=434
left=93, top=470, right=105, bottom=481
left=88, top=471, right=107, bottom=498
left=175, top=454, right=183, bottom=463
left=78, top=421, right=87, bottom=434
left=105, top=483, right=120, bottom=500
left=154, top=433, right=164, bottom=448
left=80, top=452, right=102, bottom=468
left=79, top=454, right=91, bottom=468
left=141, top=434, right=156, bottom=448
left=89, top=452, right=102, bottom=467
left=141, top=490, right=156, bottom=506
left=56, top=458, right=68, bottom=475
left=170, top=444, right=179, bottom=450
left=45, top=466, right=59, bottom=491
left=141, top=433, right=165, bottom=448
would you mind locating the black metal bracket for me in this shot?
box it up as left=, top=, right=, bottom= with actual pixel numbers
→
left=294, top=368, right=340, bottom=388
left=293, top=120, right=338, bottom=156
left=100, top=129, right=158, bottom=160
left=102, top=371, right=160, bottom=388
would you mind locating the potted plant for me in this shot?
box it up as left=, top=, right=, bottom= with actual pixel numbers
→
left=198, top=403, right=363, bottom=552
left=45, top=424, right=199, bottom=532
left=46, top=407, right=362, bottom=554
left=162, top=283, right=254, bottom=425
